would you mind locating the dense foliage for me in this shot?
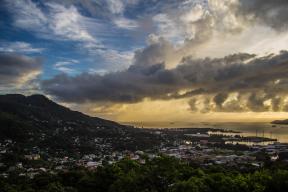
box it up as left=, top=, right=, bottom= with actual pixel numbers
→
left=1, top=156, right=288, bottom=192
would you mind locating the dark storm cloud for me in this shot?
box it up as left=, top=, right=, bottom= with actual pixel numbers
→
left=42, top=62, right=185, bottom=103
left=237, top=0, right=288, bottom=31
left=42, top=51, right=288, bottom=108
left=0, top=53, right=42, bottom=85
left=213, top=93, right=229, bottom=110
left=246, top=93, right=269, bottom=112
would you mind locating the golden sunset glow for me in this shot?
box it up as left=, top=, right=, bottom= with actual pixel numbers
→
left=68, top=99, right=288, bottom=127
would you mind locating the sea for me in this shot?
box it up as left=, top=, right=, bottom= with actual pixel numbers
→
left=125, top=122, right=288, bottom=144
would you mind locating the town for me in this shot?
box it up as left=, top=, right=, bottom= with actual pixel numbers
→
left=1, top=127, right=288, bottom=179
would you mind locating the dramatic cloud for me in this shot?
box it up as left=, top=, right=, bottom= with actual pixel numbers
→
left=42, top=50, right=288, bottom=113
left=133, top=36, right=176, bottom=68
left=236, top=0, right=288, bottom=31
left=4, top=0, right=288, bottom=115
left=146, top=0, right=288, bottom=65
left=0, top=53, right=42, bottom=86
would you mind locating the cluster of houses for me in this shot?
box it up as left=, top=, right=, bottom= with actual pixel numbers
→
left=1, top=133, right=288, bottom=179
left=162, top=145, right=258, bottom=166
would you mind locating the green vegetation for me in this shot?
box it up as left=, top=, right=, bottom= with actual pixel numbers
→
left=1, top=156, right=288, bottom=192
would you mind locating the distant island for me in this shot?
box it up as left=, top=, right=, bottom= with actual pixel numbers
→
left=271, top=119, right=288, bottom=125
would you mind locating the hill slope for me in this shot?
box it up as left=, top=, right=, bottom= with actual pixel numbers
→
left=0, top=94, right=161, bottom=156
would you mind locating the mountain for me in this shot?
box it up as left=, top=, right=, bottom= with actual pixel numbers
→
left=271, top=119, right=288, bottom=125
left=0, top=94, right=121, bottom=127
left=0, top=94, right=161, bottom=157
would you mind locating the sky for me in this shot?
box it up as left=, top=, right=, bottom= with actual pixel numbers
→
left=1, top=0, right=288, bottom=125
